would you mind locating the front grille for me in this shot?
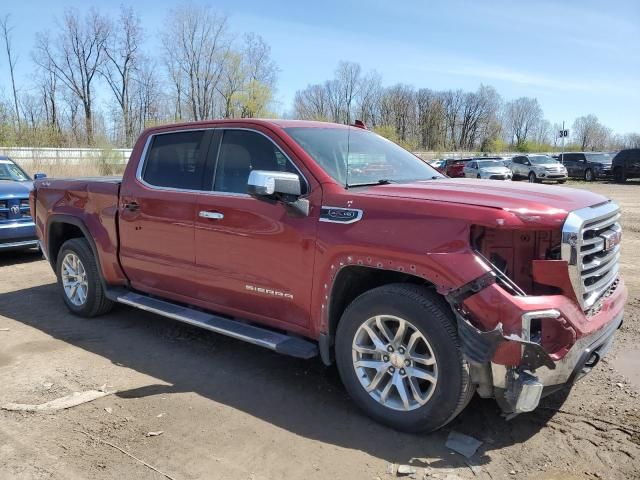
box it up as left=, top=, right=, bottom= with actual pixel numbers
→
left=562, top=202, right=621, bottom=311
left=0, top=197, right=31, bottom=223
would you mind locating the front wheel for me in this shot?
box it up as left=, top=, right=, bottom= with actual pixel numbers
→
left=584, top=169, right=594, bottom=182
left=335, top=284, right=473, bottom=432
left=528, top=172, right=539, bottom=183
left=56, top=238, right=114, bottom=317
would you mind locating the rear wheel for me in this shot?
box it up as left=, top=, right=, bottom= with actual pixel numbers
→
left=335, top=284, right=473, bottom=432
left=614, top=168, right=626, bottom=183
left=56, top=238, right=114, bottom=317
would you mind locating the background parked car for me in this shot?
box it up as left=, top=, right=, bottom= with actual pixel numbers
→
left=510, top=154, right=567, bottom=183
left=463, top=159, right=512, bottom=180
left=0, top=156, right=45, bottom=251
left=429, top=159, right=446, bottom=173
left=443, top=158, right=472, bottom=177
left=557, top=152, right=613, bottom=181
left=612, top=148, right=640, bottom=183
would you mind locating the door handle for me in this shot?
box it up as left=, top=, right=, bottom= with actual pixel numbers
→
left=124, top=201, right=140, bottom=212
left=199, top=211, right=224, bottom=220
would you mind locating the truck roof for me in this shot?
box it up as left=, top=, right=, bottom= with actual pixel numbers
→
left=144, top=118, right=350, bottom=134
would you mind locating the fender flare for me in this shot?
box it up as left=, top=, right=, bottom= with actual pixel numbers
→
left=46, top=214, right=110, bottom=290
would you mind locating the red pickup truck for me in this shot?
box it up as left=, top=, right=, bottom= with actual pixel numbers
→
left=31, top=119, right=626, bottom=432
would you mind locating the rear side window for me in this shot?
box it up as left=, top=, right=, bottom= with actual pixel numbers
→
left=142, top=131, right=207, bottom=190
left=213, top=130, right=300, bottom=194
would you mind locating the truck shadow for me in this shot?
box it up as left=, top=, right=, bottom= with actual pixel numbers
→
left=0, top=248, right=43, bottom=267
left=0, top=283, right=571, bottom=470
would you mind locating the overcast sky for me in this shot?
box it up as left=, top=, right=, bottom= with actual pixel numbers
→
left=1, top=0, right=638, bottom=133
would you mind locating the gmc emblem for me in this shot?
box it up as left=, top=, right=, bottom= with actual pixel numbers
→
left=601, top=229, right=622, bottom=252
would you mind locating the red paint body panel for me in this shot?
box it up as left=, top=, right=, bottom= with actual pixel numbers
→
left=32, top=119, right=627, bottom=370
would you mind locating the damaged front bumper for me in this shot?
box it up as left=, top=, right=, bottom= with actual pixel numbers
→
left=450, top=274, right=627, bottom=415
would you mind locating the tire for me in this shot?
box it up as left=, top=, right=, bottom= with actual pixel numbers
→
left=56, top=238, right=114, bottom=317
left=614, top=168, right=626, bottom=183
left=476, top=174, right=481, bottom=179
left=335, top=284, right=473, bottom=433
left=558, top=180, right=566, bottom=184
left=584, top=169, right=594, bottom=182
left=528, top=172, right=539, bottom=183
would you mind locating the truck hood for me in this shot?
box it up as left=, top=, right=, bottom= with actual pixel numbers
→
left=0, top=180, right=33, bottom=197
left=359, top=178, right=608, bottom=216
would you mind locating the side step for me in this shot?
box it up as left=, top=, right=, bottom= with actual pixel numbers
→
left=110, top=290, right=318, bottom=360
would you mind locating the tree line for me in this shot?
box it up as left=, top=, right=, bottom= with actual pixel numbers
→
left=294, top=61, right=640, bottom=152
left=0, top=4, right=638, bottom=152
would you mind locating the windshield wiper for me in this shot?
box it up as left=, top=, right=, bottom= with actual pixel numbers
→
left=347, top=179, right=394, bottom=188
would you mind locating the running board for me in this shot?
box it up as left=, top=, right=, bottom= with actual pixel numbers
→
left=111, top=290, right=318, bottom=360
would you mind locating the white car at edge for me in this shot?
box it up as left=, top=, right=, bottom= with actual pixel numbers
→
left=463, top=158, right=512, bottom=180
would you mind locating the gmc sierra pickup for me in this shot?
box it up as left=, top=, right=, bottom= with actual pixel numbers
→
left=31, top=119, right=627, bottom=432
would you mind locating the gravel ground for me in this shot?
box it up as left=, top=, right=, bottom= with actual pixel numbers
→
left=0, top=180, right=638, bottom=480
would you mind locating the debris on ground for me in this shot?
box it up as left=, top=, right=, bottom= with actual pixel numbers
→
left=1, top=389, right=115, bottom=412
left=445, top=431, right=483, bottom=458
left=0, top=328, right=10, bottom=331
left=396, top=464, right=417, bottom=476
left=146, top=431, right=164, bottom=437
left=104, top=407, right=113, bottom=414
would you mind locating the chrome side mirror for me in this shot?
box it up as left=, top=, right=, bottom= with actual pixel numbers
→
left=247, top=170, right=301, bottom=197
left=247, top=170, right=309, bottom=217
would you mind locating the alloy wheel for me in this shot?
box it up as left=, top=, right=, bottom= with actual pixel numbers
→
left=352, top=315, right=438, bottom=411
left=61, top=252, right=89, bottom=306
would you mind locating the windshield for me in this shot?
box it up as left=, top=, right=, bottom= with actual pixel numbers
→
left=0, top=160, right=30, bottom=181
left=529, top=155, right=557, bottom=165
left=585, top=153, right=613, bottom=163
left=476, top=160, right=503, bottom=168
left=284, top=127, right=444, bottom=186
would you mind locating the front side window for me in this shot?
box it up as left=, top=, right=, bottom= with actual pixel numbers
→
left=214, top=130, right=300, bottom=194
left=284, top=127, right=443, bottom=187
left=0, top=160, right=30, bottom=181
left=142, top=131, right=207, bottom=190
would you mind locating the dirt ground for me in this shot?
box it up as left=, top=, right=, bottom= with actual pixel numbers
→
left=1, top=180, right=639, bottom=480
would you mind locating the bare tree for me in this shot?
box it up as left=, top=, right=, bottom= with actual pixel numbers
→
left=101, top=6, right=142, bottom=146
left=162, top=5, right=230, bottom=121
left=0, top=14, right=20, bottom=130
left=573, top=114, right=611, bottom=151
left=34, top=9, right=110, bottom=144
left=504, top=97, right=542, bottom=148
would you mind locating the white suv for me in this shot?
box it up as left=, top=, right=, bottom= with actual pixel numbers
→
left=511, top=154, right=567, bottom=183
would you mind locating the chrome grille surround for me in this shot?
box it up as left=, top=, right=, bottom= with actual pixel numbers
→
left=561, top=201, right=621, bottom=311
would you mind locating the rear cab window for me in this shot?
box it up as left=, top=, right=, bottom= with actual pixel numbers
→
left=142, top=131, right=208, bottom=190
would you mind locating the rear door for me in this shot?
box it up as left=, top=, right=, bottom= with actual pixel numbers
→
left=119, top=129, right=215, bottom=299
left=192, top=128, right=320, bottom=331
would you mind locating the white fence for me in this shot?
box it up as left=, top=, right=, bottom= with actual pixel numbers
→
left=0, top=147, right=133, bottom=165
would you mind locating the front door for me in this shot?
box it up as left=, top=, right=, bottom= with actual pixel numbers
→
left=192, top=128, right=319, bottom=331
left=119, top=129, right=214, bottom=299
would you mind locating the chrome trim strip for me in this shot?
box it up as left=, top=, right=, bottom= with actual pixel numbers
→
left=0, top=239, right=39, bottom=249
left=0, top=221, right=35, bottom=229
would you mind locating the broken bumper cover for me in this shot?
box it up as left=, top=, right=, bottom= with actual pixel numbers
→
left=456, top=276, right=627, bottom=413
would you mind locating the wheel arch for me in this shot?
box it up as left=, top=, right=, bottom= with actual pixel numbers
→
left=46, top=216, right=111, bottom=288
left=321, top=265, right=437, bottom=365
